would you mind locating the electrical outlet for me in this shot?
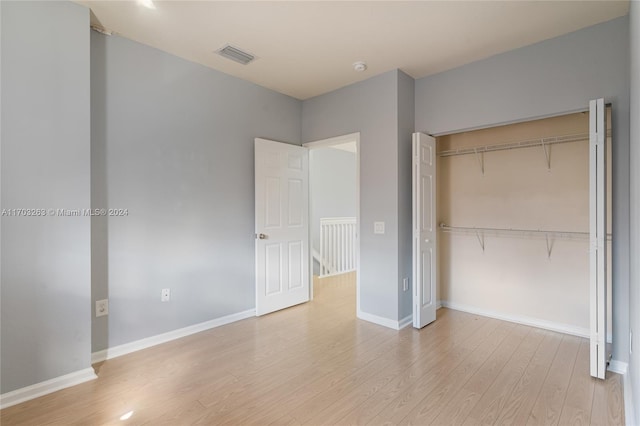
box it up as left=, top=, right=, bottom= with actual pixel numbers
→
left=403, top=278, right=409, bottom=291
left=161, top=288, right=171, bottom=302
left=95, top=299, right=109, bottom=317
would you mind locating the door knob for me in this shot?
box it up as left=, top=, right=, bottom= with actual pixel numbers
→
left=425, top=239, right=430, bottom=243
left=257, top=233, right=267, bottom=240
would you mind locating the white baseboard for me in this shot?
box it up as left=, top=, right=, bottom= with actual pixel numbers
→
left=0, top=367, right=97, bottom=410
left=606, top=360, right=635, bottom=426
left=608, top=359, right=628, bottom=375
left=622, top=367, right=636, bottom=426
left=441, top=301, right=591, bottom=339
left=357, top=310, right=406, bottom=330
left=91, top=309, right=255, bottom=364
left=398, top=314, right=413, bottom=330
left=357, top=301, right=443, bottom=331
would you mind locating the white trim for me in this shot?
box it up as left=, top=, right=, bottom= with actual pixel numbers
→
left=318, top=217, right=357, bottom=277
left=330, top=141, right=357, bottom=153
left=441, top=301, right=590, bottom=338
left=398, top=314, right=413, bottom=330
left=303, top=132, right=360, bottom=150
left=357, top=310, right=404, bottom=330
left=91, top=309, right=255, bottom=364
left=0, top=367, right=97, bottom=410
left=622, top=367, right=636, bottom=426
left=312, top=248, right=334, bottom=277
left=428, top=108, right=590, bottom=138
left=608, top=359, right=628, bottom=375
left=437, top=300, right=443, bottom=310
left=605, top=361, right=635, bottom=426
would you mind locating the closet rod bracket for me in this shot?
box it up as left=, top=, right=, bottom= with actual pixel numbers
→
left=541, top=139, right=552, bottom=170
left=545, top=234, right=554, bottom=259
left=474, top=148, right=485, bottom=176
left=475, top=230, right=485, bottom=252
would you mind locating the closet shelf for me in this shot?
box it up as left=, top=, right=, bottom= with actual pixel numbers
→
left=437, top=131, right=610, bottom=158
left=439, top=223, right=595, bottom=240
left=439, top=223, right=612, bottom=257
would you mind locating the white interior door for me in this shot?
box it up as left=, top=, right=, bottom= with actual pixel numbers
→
left=589, top=99, right=608, bottom=379
left=255, top=138, right=309, bottom=316
left=413, top=132, right=437, bottom=329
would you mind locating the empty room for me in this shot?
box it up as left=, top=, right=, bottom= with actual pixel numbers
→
left=1, top=1, right=640, bottom=425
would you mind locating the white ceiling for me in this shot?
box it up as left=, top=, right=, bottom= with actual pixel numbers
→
left=81, top=1, right=629, bottom=100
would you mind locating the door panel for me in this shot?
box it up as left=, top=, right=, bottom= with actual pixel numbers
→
left=265, top=177, right=281, bottom=228
left=265, top=243, right=282, bottom=295
left=288, top=179, right=303, bottom=226
left=422, top=175, right=432, bottom=231
left=589, top=99, right=608, bottom=379
left=288, top=241, right=303, bottom=290
left=413, top=132, right=437, bottom=329
left=422, top=249, right=432, bottom=305
left=255, top=138, right=309, bottom=316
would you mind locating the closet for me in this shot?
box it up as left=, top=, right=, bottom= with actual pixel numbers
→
left=435, top=109, right=612, bottom=347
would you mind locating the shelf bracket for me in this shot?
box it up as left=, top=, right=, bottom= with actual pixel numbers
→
left=541, top=140, right=551, bottom=170
left=545, top=234, right=554, bottom=259
left=475, top=230, right=485, bottom=252
left=474, top=148, right=485, bottom=175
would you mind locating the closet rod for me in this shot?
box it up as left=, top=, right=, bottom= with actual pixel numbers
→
left=438, top=130, right=611, bottom=157
left=439, top=223, right=612, bottom=241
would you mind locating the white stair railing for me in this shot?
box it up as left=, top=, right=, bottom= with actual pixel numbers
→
left=319, top=217, right=357, bottom=277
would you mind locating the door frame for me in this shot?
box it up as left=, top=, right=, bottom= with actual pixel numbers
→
left=303, top=132, right=361, bottom=312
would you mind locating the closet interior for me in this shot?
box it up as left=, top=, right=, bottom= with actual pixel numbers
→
left=436, top=109, right=612, bottom=338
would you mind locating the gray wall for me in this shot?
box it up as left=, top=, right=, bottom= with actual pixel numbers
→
left=0, top=1, right=91, bottom=393
left=309, top=147, right=357, bottom=275
left=302, top=71, right=398, bottom=321
left=628, top=1, right=639, bottom=423
left=415, top=16, right=630, bottom=362
left=302, top=70, right=402, bottom=322
left=91, top=33, right=301, bottom=350
left=397, top=71, right=415, bottom=320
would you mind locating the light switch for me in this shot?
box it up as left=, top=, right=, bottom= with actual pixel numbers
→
left=374, top=221, right=385, bottom=234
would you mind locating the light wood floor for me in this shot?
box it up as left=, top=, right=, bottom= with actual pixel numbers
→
left=1, top=272, right=624, bottom=425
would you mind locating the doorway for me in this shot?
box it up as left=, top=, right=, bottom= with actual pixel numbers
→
left=304, top=133, right=360, bottom=311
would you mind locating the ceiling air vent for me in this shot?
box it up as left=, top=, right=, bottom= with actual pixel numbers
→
left=216, top=44, right=256, bottom=65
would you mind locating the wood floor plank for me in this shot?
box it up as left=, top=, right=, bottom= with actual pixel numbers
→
left=557, top=339, right=596, bottom=425
left=398, top=321, right=514, bottom=425
left=493, top=331, right=563, bottom=426
left=591, top=369, right=625, bottom=426
left=366, top=317, right=506, bottom=425
left=269, top=414, right=301, bottom=426
left=0, top=273, right=625, bottom=426
left=242, top=309, right=479, bottom=426
left=208, top=324, right=402, bottom=424
left=526, top=334, right=581, bottom=426
left=334, top=313, right=488, bottom=426
left=304, top=318, right=501, bottom=426
left=461, top=327, right=547, bottom=425
left=428, top=323, right=532, bottom=425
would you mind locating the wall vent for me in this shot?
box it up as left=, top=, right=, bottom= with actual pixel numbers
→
left=216, top=45, right=256, bottom=65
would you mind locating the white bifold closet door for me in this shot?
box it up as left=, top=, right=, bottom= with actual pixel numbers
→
left=412, top=132, right=437, bottom=329
left=590, top=98, right=608, bottom=379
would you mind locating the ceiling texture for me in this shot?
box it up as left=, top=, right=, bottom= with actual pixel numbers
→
left=81, top=1, right=629, bottom=100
